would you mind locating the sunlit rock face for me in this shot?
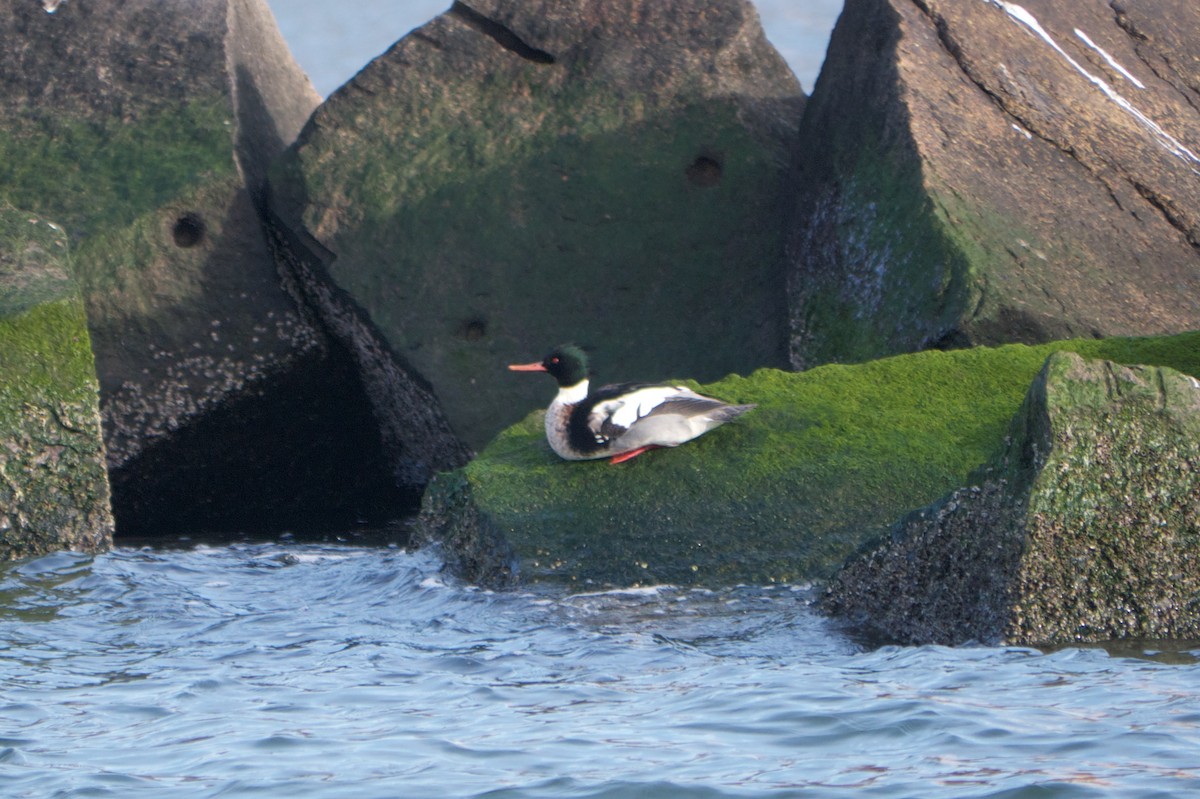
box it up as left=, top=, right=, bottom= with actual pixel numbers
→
left=268, top=0, right=805, bottom=450
left=789, top=0, right=1200, bottom=369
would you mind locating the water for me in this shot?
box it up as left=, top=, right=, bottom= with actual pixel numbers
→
left=184, top=6, right=1200, bottom=792
left=265, top=1, right=844, bottom=97
left=3, top=542, right=1200, bottom=798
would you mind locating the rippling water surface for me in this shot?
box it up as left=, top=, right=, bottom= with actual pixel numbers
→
left=2, top=542, right=1199, bottom=798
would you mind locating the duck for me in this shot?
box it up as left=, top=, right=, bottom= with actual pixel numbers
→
left=508, top=344, right=755, bottom=464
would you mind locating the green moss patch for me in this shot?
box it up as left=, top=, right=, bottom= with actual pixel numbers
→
left=71, top=174, right=246, bottom=330
left=0, top=95, right=239, bottom=348
left=0, top=98, right=234, bottom=242
left=1010, top=356, right=1200, bottom=643
left=0, top=299, right=99, bottom=411
left=0, top=206, right=112, bottom=559
left=422, top=330, right=1200, bottom=587
left=825, top=351, right=1200, bottom=646
left=0, top=295, right=113, bottom=560
left=0, top=207, right=94, bottom=397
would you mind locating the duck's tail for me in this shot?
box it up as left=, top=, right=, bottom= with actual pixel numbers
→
left=714, top=403, right=756, bottom=421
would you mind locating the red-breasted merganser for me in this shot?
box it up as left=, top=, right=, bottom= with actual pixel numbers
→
left=508, top=345, right=755, bottom=464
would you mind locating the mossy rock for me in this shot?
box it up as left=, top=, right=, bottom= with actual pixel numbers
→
left=269, top=0, right=804, bottom=450
left=825, top=350, right=1200, bottom=646
left=0, top=205, right=112, bottom=560
left=0, top=1, right=428, bottom=537
left=419, top=330, right=1200, bottom=588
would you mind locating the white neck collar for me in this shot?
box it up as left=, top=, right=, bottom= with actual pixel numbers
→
left=555, top=379, right=589, bottom=405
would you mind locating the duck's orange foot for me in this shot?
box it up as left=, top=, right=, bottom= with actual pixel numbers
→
left=609, top=445, right=662, bottom=464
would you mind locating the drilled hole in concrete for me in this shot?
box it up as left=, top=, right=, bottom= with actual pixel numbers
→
left=172, top=213, right=206, bottom=248
left=686, top=155, right=722, bottom=187
left=460, top=318, right=488, bottom=341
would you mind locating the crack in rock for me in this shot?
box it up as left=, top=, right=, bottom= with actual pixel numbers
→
left=449, top=2, right=557, bottom=64
left=1110, top=1, right=1200, bottom=114
left=910, top=0, right=1200, bottom=251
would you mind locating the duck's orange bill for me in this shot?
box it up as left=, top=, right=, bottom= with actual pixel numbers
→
left=508, top=362, right=547, bottom=372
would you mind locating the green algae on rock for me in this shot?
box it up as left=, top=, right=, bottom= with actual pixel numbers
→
left=0, top=206, right=112, bottom=560
left=420, top=331, right=1200, bottom=588
left=825, top=350, right=1200, bottom=646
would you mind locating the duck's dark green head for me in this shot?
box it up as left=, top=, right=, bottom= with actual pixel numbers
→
left=508, top=344, right=589, bottom=387
left=542, top=344, right=589, bottom=386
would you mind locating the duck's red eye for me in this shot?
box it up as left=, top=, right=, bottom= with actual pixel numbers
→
left=549, top=357, right=560, bottom=364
